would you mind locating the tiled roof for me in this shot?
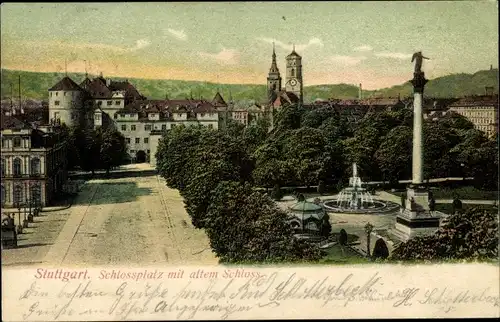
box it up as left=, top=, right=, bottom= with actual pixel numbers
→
left=49, top=77, right=83, bottom=91
left=86, top=78, right=113, bottom=99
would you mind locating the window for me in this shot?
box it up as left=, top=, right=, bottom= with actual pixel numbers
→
left=114, top=114, right=118, bottom=119
left=107, top=101, right=113, bottom=106
left=31, top=158, right=41, bottom=176
left=14, top=185, right=23, bottom=206
left=130, top=150, right=135, bottom=154
left=95, top=114, right=101, bottom=121
left=171, top=124, right=177, bottom=128
left=131, top=125, right=136, bottom=131
left=135, top=138, right=140, bottom=144
left=126, top=138, right=131, bottom=144
left=144, top=138, right=149, bottom=144
left=64, top=92, right=66, bottom=96
left=162, top=124, right=167, bottom=130
left=13, top=158, right=22, bottom=176
left=50, top=92, right=52, bottom=97
left=1, top=158, right=5, bottom=175
left=291, top=69, right=295, bottom=77
left=147, top=150, right=150, bottom=153
left=1, top=185, right=5, bottom=206
left=13, top=137, right=21, bottom=148
left=208, top=124, right=214, bottom=129
left=115, top=101, right=121, bottom=105
left=30, top=184, right=41, bottom=206
left=55, top=101, right=60, bottom=106
left=144, top=125, right=152, bottom=131
left=121, top=125, right=127, bottom=131
left=56, top=92, right=58, bottom=97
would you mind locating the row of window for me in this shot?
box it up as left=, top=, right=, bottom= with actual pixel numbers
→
left=2, top=137, right=23, bottom=148
left=50, top=92, right=78, bottom=97
left=126, top=138, right=149, bottom=144
left=129, top=150, right=150, bottom=154
left=1, top=183, right=42, bottom=206
left=1, top=158, right=41, bottom=176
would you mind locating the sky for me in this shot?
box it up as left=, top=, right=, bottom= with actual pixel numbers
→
left=1, top=2, right=498, bottom=89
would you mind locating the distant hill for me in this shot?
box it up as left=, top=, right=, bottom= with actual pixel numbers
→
left=1, top=68, right=498, bottom=104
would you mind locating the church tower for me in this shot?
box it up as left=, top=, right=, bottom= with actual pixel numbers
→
left=267, top=43, right=282, bottom=102
left=285, top=45, right=303, bottom=104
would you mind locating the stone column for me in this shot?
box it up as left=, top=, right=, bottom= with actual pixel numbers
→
left=410, top=72, right=428, bottom=185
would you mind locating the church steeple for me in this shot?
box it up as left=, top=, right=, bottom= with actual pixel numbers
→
left=269, top=42, right=279, bottom=73
left=267, top=42, right=282, bottom=101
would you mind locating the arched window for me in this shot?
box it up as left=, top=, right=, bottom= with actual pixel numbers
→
left=1, top=158, right=5, bottom=176
left=31, top=158, right=41, bottom=176
left=291, top=69, right=295, bottom=77
left=30, top=184, right=42, bottom=206
left=13, top=158, right=22, bottom=176
left=14, top=185, right=23, bottom=206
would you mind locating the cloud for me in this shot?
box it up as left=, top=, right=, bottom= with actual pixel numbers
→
left=257, top=37, right=324, bottom=52
left=330, top=55, right=367, bottom=66
left=353, top=45, right=373, bottom=52
left=22, top=39, right=150, bottom=53
left=198, top=48, right=239, bottom=65
left=130, top=39, right=151, bottom=51
left=167, top=28, right=188, bottom=41
left=375, top=52, right=412, bottom=60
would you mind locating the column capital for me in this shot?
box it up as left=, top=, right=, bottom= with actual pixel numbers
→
left=410, top=72, right=428, bottom=93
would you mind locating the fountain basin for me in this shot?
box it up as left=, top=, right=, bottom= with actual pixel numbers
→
left=322, top=198, right=401, bottom=214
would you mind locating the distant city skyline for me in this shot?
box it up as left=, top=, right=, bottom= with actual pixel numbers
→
left=1, top=2, right=498, bottom=90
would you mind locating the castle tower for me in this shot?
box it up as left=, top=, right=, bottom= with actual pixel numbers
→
left=267, top=42, right=282, bottom=102
left=285, top=45, right=303, bottom=104
left=48, top=76, right=85, bottom=127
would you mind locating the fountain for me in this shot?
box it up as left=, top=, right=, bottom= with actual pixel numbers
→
left=322, top=163, right=400, bottom=214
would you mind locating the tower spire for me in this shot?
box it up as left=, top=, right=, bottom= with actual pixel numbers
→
left=269, top=43, right=279, bottom=73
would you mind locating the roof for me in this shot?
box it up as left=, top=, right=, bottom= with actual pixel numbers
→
left=1, top=115, right=32, bottom=130
left=286, top=50, right=302, bottom=59
left=448, top=95, right=499, bottom=107
left=273, top=91, right=300, bottom=107
left=212, top=92, right=227, bottom=107
left=289, top=201, right=323, bottom=212
left=86, top=78, right=113, bottom=99
left=48, top=77, right=83, bottom=91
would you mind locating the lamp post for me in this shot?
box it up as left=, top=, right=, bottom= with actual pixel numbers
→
left=16, top=204, right=23, bottom=234
left=364, top=222, right=374, bottom=259
left=460, top=163, right=465, bottom=181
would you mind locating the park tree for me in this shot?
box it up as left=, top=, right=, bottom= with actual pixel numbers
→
left=301, top=106, right=338, bottom=128
left=204, top=181, right=322, bottom=263
left=423, top=121, right=460, bottom=179
left=375, top=125, right=412, bottom=184
left=282, top=127, right=326, bottom=187
left=99, top=127, right=128, bottom=174
left=392, top=207, right=498, bottom=261
left=156, top=125, right=208, bottom=189
left=272, top=103, right=306, bottom=134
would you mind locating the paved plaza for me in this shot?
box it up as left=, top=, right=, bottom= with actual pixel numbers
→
left=1, top=164, right=217, bottom=267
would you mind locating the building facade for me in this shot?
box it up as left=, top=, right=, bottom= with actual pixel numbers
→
left=1, top=116, right=68, bottom=208
left=448, top=95, right=498, bottom=138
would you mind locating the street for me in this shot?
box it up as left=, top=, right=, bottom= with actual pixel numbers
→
left=1, top=164, right=217, bottom=267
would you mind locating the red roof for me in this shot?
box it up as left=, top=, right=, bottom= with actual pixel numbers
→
left=49, top=77, right=83, bottom=91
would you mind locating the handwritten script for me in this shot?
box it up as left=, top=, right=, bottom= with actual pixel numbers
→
left=4, top=267, right=499, bottom=320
